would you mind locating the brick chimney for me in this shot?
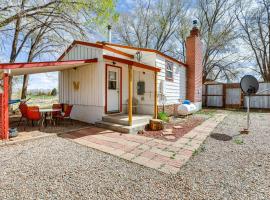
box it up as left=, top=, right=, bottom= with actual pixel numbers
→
left=186, top=20, right=203, bottom=104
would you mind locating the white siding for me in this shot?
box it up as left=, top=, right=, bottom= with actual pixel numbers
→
left=133, top=67, right=155, bottom=114
left=61, top=44, right=103, bottom=61
left=59, top=62, right=105, bottom=123
left=103, top=61, right=155, bottom=115
left=58, top=43, right=189, bottom=121
left=179, top=66, right=186, bottom=101
left=104, top=45, right=157, bottom=66
left=156, top=55, right=186, bottom=105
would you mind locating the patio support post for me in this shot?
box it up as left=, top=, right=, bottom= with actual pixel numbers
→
left=154, top=71, right=158, bottom=119
left=2, top=72, right=9, bottom=140
left=128, top=65, right=133, bottom=126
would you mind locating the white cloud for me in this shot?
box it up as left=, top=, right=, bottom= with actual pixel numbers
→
left=28, top=72, right=58, bottom=90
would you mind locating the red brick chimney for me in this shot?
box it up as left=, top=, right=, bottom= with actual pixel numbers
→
left=186, top=21, right=203, bottom=104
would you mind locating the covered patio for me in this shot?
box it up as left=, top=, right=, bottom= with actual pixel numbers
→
left=0, top=59, right=98, bottom=140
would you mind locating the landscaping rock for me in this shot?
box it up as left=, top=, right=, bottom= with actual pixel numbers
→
left=164, top=135, right=176, bottom=140
left=173, top=125, right=183, bottom=129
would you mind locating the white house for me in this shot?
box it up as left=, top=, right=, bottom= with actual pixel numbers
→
left=0, top=26, right=202, bottom=137
left=57, top=26, right=202, bottom=127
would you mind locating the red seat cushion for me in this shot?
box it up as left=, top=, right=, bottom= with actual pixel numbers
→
left=27, top=106, right=41, bottom=121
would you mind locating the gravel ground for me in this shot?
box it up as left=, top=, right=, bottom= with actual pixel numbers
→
left=0, top=111, right=269, bottom=200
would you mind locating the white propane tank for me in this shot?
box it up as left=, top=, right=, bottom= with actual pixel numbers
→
left=178, top=103, right=197, bottom=116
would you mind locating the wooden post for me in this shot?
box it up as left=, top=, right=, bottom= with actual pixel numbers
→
left=205, top=84, right=208, bottom=107
left=154, top=71, right=158, bottom=119
left=128, top=65, right=133, bottom=126
left=222, top=84, right=226, bottom=108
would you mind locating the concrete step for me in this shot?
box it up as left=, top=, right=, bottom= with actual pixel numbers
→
left=95, top=121, right=148, bottom=134
left=102, top=115, right=152, bottom=126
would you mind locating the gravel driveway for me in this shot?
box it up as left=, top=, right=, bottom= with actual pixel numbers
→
left=0, top=111, right=269, bottom=199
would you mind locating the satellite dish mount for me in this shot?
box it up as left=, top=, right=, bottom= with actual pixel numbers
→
left=240, top=75, right=259, bottom=133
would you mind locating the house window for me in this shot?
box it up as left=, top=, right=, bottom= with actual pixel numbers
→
left=165, top=60, right=173, bottom=81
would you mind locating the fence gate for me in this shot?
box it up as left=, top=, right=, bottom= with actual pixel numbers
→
left=225, top=84, right=242, bottom=108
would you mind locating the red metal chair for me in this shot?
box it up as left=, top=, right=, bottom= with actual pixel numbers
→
left=54, top=105, right=73, bottom=124
left=26, top=106, right=42, bottom=129
left=18, top=103, right=28, bottom=126
left=52, top=104, right=62, bottom=117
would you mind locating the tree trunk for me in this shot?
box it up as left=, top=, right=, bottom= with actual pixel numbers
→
left=21, top=74, right=29, bottom=99
left=8, top=1, right=24, bottom=101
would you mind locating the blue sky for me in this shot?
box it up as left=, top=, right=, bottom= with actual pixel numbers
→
left=116, top=0, right=135, bottom=12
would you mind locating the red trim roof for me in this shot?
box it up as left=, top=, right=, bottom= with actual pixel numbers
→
left=58, top=40, right=187, bottom=68
left=0, top=59, right=98, bottom=69
left=58, top=41, right=134, bottom=61
left=103, top=55, right=160, bottom=72
left=98, top=42, right=187, bottom=67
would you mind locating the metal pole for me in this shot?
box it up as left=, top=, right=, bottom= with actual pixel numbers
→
left=247, top=95, right=250, bottom=130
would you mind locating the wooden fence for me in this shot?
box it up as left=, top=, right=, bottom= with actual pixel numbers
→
left=202, top=82, right=270, bottom=109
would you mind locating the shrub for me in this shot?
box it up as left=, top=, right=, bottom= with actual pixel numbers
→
left=158, top=112, right=169, bottom=122
left=233, top=138, right=244, bottom=145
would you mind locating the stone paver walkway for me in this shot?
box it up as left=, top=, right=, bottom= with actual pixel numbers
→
left=61, top=113, right=227, bottom=174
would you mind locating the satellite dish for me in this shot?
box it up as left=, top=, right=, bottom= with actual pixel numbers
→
left=240, top=75, right=259, bottom=95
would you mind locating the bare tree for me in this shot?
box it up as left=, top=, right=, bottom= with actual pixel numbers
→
left=197, top=0, right=241, bottom=82
left=20, top=9, right=87, bottom=99
left=114, top=0, right=187, bottom=55
left=236, top=0, right=270, bottom=81
left=114, top=0, right=241, bottom=82
left=171, top=14, right=190, bottom=62
left=0, top=0, right=58, bottom=28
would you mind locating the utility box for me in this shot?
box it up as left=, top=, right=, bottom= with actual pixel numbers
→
left=137, top=81, right=145, bottom=95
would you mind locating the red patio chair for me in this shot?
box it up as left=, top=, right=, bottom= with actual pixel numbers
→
left=26, top=106, right=42, bottom=129
left=18, top=103, right=28, bottom=126
left=54, top=105, right=73, bottom=125
left=52, top=103, right=62, bottom=117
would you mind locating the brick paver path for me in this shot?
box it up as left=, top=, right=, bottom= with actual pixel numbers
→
left=62, top=113, right=227, bottom=174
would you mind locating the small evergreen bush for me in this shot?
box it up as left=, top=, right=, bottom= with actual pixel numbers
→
left=51, top=88, right=57, bottom=96
left=158, top=112, right=169, bottom=122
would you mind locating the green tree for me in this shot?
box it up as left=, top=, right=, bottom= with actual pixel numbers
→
left=51, top=88, right=57, bottom=96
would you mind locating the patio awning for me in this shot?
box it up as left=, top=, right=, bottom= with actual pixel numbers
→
left=0, top=58, right=98, bottom=76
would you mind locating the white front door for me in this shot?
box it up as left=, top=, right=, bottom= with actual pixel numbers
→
left=107, top=66, right=120, bottom=113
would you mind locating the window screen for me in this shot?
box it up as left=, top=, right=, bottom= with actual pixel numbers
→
left=108, top=71, right=117, bottom=90
left=165, top=60, right=173, bottom=80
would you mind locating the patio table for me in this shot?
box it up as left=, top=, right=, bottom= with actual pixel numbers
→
left=39, top=108, right=62, bottom=127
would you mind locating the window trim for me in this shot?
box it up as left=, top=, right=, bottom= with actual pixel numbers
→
left=165, top=60, right=174, bottom=81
